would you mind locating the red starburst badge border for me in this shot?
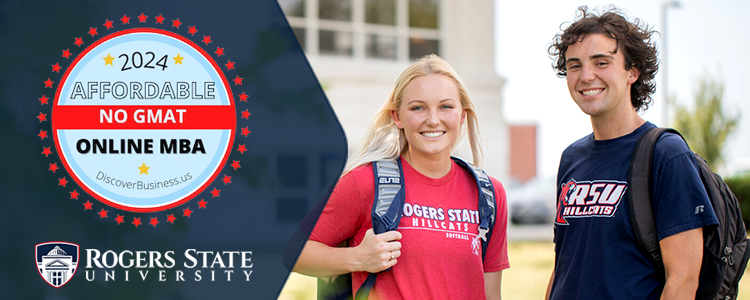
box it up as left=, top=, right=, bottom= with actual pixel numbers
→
left=37, top=13, right=251, bottom=228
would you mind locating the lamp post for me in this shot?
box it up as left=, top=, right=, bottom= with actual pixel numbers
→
left=661, top=1, right=681, bottom=125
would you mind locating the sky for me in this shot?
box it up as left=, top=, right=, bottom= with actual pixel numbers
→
left=495, top=0, right=750, bottom=178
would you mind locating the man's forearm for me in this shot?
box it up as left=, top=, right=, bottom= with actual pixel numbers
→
left=660, top=273, right=699, bottom=300
left=659, top=228, right=703, bottom=300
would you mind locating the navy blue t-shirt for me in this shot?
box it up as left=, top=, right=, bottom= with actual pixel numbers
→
left=550, top=122, right=718, bottom=300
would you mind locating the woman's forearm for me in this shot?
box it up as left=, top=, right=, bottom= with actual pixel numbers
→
left=293, top=240, right=358, bottom=277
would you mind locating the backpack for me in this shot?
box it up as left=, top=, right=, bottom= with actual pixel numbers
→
left=317, top=157, right=498, bottom=300
left=628, top=127, right=750, bottom=300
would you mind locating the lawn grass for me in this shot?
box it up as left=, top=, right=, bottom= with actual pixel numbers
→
left=278, top=272, right=317, bottom=300
left=502, top=242, right=555, bottom=299
left=502, top=242, right=750, bottom=300
left=279, top=241, right=750, bottom=299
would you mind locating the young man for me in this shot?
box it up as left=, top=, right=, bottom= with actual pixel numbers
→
left=546, top=7, right=718, bottom=300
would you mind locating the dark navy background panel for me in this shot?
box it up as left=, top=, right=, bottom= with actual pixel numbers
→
left=0, top=0, right=346, bottom=298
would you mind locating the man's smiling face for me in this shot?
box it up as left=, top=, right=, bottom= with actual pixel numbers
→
left=564, top=33, right=640, bottom=120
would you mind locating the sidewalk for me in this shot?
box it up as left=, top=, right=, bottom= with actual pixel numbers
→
left=507, top=223, right=553, bottom=242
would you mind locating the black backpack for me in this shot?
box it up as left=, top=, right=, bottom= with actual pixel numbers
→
left=628, top=127, right=750, bottom=300
left=318, top=157, right=498, bottom=300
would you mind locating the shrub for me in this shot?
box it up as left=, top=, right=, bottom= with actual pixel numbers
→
left=725, top=174, right=750, bottom=230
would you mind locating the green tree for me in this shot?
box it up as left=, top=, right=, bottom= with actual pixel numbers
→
left=672, top=76, right=740, bottom=170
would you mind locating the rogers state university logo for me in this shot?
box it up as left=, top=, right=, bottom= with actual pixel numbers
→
left=36, top=242, right=80, bottom=288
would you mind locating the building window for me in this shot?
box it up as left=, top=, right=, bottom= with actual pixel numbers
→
left=365, top=0, right=396, bottom=25
left=282, top=0, right=442, bottom=61
left=409, top=37, right=439, bottom=60
left=319, top=30, right=354, bottom=56
left=409, top=0, right=439, bottom=29
left=279, top=0, right=306, bottom=17
left=292, top=27, right=306, bottom=50
left=366, top=34, right=397, bottom=59
left=319, top=0, right=352, bottom=21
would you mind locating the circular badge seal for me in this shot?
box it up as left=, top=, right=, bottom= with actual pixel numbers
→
left=52, top=27, right=235, bottom=213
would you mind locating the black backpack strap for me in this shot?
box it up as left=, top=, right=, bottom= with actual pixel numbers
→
left=628, top=127, right=683, bottom=268
left=354, top=160, right=405, bottom=299
left=451, top=157, right=497, bottom=263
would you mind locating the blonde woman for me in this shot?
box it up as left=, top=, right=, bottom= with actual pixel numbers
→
left=294, top=54, right=508, bottom=300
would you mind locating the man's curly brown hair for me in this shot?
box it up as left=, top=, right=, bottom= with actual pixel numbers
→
left=548, top=6, right=659, bottom=112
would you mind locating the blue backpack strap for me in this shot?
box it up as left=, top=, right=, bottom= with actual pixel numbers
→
left=371, top=159, right=406, bottom=234
left=451, top=157, right=497, bottom=263
left=354, top=159, right=405, bottom=299
left=354, top=274, right=377, bottom=300
left=356, top=158, right=496, bottom=299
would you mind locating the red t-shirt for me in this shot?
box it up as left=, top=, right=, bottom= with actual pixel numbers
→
left=310, top=157, right=509, bottom=300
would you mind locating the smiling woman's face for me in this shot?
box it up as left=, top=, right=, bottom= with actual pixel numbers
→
left=391, top=74, right=465, bottom=161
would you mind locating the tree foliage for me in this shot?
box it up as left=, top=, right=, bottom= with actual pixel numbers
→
left=672, top=76, right=739, bottom=170
left=726, top=175, right=750, bottom=229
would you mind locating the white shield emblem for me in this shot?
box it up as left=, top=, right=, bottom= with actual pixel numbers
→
left=35, top=242, right=79, bottom=288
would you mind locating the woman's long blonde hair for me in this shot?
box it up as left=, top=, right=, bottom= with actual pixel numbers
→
left=342, top=54, right=483, bottom=175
